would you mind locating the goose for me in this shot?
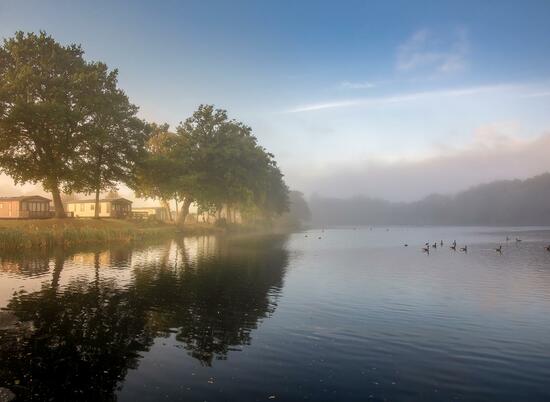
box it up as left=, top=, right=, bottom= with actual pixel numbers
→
left=495, top=245, right=502, bottom=253
left=460, top=245, right=468, bottom=253
left=432, top=242, right=437, bottom=249
left=422, top=246, right=430, bottom=253
left=450, top=244, right=457, bottom=251
left=452, top=240, right=457, bottom=247
left=440, top=240, right=443, bottom=247
left=516, top=238, right=522, bottom=243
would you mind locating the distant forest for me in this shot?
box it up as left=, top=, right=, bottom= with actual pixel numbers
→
left=310, top=173, right=550, bottom=226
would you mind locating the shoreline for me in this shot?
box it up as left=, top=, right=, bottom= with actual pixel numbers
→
left=0, top=218, right=297, bottom=251
left=0, top=219, right=228, bottom=251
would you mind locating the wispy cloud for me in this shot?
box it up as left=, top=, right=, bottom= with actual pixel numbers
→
left=396, top=27, right=469, bottom=74
left=338, top=81, right=376, bottom=90
left=286, top=84, right=515, bottom=113
left=521, top=91, right=550, bottom=98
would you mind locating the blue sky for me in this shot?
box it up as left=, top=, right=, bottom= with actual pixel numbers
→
left=1, top=0, right=550, bottom=200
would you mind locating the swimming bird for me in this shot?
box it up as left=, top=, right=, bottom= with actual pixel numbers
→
left=305, top=235, right=308, bottom=237
left=422, top=246, right=430, bottom=254
left=404, top=244, right=408, bottom=247
left=450, top=244, right=457, bottom=251
left=318, top=236, right=322, bottom=239
left=516, top=238, right=522, bottom=243
left=432, top=242, right=437, bottom=249
left=452, top=240, right=457, bottom=247
left=546, top=245, right=550, bottom=252
left=460, top=245, right=468, bottom=253
left=506, top=236, right=510, bottom=242
left=495, top=245, right=502, bottom=253
left=440, top=240, right=443, bottom=247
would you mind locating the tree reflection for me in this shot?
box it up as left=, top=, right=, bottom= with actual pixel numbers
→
left=0, top=235, right=289, bottom=400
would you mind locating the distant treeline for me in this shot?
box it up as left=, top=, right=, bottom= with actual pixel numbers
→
left=310, top=173, right=550, bottom=226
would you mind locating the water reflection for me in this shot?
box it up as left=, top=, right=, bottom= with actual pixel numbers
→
left=0, top=235, right=289, bottom=401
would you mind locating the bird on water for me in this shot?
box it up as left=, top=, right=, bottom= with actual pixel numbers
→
left=460, top=245, right=468, bottom=253
left=495, top=245, right=502, bottom=253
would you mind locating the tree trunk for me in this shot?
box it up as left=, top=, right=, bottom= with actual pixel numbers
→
left=176, top=198, right=193, bottom=226
left=161, top=198, right=172, bottom=222
left=51, top=186, right=65, bottom=218
left=94, top=187, right=100, bottom=219
left=94, top=158, right=102, bottom=219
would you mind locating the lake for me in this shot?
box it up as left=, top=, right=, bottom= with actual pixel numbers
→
left=1, top=226, right=550, bottom=401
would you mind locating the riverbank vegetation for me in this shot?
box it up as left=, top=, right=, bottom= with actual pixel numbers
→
left=0, top=219, right=180, bottom=250
left=0, top=31, right=289, bottom=225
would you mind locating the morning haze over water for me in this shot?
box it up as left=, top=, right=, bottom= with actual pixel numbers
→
left=1, top=1, right=550, bottom=401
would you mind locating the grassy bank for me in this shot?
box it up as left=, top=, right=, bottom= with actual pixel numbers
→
left=0, top=219, right=182, bottom=251
left=0, top=218, right=294, bottom=251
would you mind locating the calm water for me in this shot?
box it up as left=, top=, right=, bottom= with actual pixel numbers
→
left=1, top=227, right=550, bottom=401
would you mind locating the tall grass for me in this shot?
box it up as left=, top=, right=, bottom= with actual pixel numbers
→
left=0, top=219, right=178, bottom=251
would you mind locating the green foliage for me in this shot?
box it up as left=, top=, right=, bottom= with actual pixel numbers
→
left=74, top=62, right=149, bottom=212
left=132, top=123, right=181, bottom=205
left=0, top=32, right=96, bottom=215
left=0, top=31, right=289, bottom=225
left=0, top=31, right=148, bottom=217
left=174, top=105, right=289, bottom=222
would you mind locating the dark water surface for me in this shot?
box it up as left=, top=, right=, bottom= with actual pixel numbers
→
left=1, top=227, right=550, bottom=401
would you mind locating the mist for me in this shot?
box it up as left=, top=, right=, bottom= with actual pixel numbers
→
left=292, top=128, right=550, bottom=202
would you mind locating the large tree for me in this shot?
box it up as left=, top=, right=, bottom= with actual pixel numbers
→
left=0, top=31, right=142, bottom=218
left=175, top=105, right=289, bottom=225
left=0, top=32, right=95, bottom=217
left=75, top=63, right=149, bottom=218
left=173, top=105, right=256, bottom=224
left=134, top=105, right=290, bottom=227
left=133, top=123, right=182, bottom=221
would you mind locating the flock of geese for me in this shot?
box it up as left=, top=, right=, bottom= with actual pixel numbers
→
left=305, top=229, right=550, bottom=254
left=409, top=237, right=550, bottom=255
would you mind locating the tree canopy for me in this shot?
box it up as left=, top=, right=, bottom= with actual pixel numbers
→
left=0, top=31, right=148, bottom=217
left=0, top=31, right=289, bottom=224
left=134, top=105, right=289, bottom=225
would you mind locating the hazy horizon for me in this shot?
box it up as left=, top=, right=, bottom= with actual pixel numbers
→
left=1, top=0, right=550, bottom=202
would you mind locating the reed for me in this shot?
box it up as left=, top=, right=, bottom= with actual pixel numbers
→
left=0, top=219, right=178, bottom=251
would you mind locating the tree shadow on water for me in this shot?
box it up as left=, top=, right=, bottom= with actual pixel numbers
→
left=0, top=235, right=289, bottom=400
